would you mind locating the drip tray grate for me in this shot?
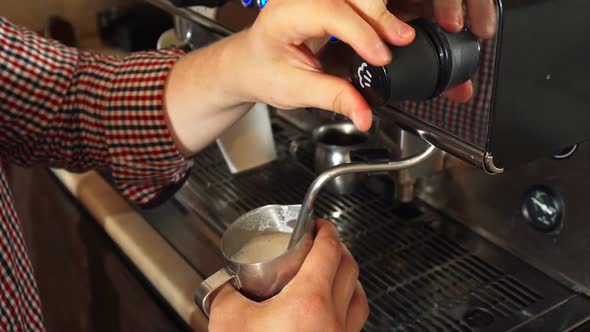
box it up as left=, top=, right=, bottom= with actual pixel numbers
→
left=179, top=118, right=571, bottom=331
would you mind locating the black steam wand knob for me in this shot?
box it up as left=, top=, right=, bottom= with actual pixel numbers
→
left=350, top=19, right=481, bottom=107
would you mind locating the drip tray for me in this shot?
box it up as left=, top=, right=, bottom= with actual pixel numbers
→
left=143, top=117, right=590, bottom=331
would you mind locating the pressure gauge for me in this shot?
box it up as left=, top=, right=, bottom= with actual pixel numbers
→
left=521, top=186, right=564, bottom=233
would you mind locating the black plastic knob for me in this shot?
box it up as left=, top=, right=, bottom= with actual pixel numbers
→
left=168, top=0, right=227, bottom=7
left=350, top=19, right=481, bottom=107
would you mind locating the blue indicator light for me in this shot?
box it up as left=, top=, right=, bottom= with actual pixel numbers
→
left=330, top=36, right=338, bottom=42
left=258, top=0, right=268, bottom=8
left=242, top=0, right=254, bottom=6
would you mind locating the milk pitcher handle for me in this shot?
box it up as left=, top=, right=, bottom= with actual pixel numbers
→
left=195, top=268, right=237, bottom=317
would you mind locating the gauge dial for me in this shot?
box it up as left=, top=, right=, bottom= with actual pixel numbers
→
left=522, top=187, right=563, bottom=232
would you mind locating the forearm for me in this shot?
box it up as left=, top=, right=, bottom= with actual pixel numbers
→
left=164, top=31, right=254, bottom=156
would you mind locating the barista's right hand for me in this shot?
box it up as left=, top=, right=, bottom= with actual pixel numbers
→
left=164, top=0, right=417, bottom=156
left=208, top=219, right=369, bottom=332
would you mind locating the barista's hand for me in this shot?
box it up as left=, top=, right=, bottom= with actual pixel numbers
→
left=391, top=0, right=497, bottom=39
left=434, top=0, right=496, bottom=101
left=230, top=0, right=420, bottom=132
left=208, top=219, right=369, bottom=332
left=164, top=0, right=478, bottom=155
left=166, top=0, right=418, bottom=154
left=433, top=0, right=497, bottom=38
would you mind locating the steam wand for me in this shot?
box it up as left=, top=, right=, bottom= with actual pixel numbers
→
left=288, top=143, right=437, bottom=249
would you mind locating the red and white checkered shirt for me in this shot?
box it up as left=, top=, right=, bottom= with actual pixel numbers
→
left=0, top=17, right=193, bottom=331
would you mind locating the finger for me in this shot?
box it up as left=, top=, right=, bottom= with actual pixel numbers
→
left=346, top=0, right=415, bottom=46
left=295, top=219, right=344, bottom=291
left=276, top=0, right=392, bottom=66
left=345, top=281, right=370, bottom=332
left=441, top=81, right=473, bottom=103
left=209, top=283, right=249, bottom=318
left=304, top=36, right=333, bottom=55
left=389, top=0, right=434, bottom=22
left=332, top=245, right=360, bottom=324
left=466, top=0, right=497, bottom=39
left=288, top=44, right=323, bottom=71
left=434, top=0, right=464, bottom=32
left=295, top=70, right=373, bottom=131
left=323, top=3, right=392, bottom=66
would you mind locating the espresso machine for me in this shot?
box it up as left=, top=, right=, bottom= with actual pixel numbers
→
left=141, top=0, right=590, bottom=330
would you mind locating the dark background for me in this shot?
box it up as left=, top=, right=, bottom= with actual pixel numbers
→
left=6, top=165, right=189, bottom=332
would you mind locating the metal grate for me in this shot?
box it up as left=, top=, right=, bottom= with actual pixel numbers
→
left=185, top=118, right=544, bottom=331
left=349, top=213, right=542, bottom=331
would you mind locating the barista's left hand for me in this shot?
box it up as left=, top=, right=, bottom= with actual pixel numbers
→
left=208, top=219, right=369, bottom=332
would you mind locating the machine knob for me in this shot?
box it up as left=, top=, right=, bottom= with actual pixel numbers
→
left=167, top=0, right=227, bottom=7
left=350, top=19, right=481, bottom=107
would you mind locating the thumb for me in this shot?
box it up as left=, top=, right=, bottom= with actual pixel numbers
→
left=297, top=71, right=373, bottom=131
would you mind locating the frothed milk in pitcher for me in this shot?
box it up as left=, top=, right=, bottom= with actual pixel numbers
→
left=195, top=205, right=313, bottom=316
left=231, top=232, right=292, bottom=264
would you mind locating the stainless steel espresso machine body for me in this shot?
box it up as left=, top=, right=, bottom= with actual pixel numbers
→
left=139, top=0, right=590, bottom=330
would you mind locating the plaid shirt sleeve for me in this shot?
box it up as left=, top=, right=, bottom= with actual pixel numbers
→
left=0, top=17, right=193, bottom=207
